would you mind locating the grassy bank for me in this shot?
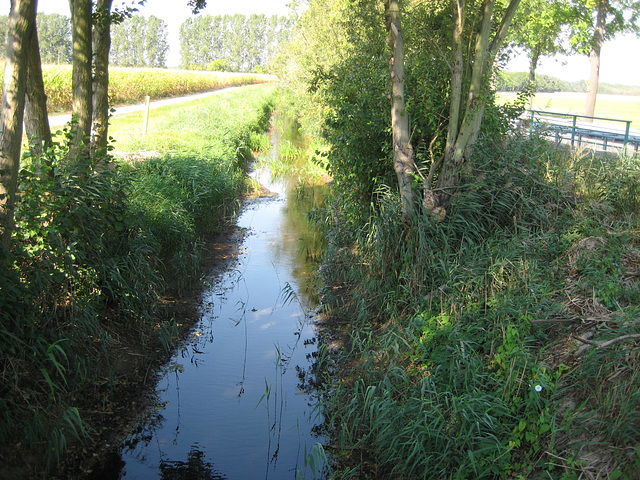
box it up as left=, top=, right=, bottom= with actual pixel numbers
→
left=0, top=83, right=277, bottom=478
left=28, top=65, right=276, bottom=113
left=316, top=134, right=640, bottom=478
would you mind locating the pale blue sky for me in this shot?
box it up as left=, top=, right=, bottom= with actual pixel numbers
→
left=2, top=0, right=639, bottom=86
left=507, top=32, right=640, bottom=86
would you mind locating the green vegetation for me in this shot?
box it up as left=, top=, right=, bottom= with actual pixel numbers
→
left=0, top=83, right=277, bottom=475
left=179, top=14, right=294, bottom=72
left=314, top=135, right=640, bottom=478
left=110, top=15, right=169, bottom=68
left=496, top=71, right=588, bottom=93
left=257, top=104, right=329, bottom=187
left=0, top=13, right=71, bottom=62
left=497, top=71, right=640, bottom=97
left=0, top=11, right=294, bottom=72
left=3, top=0, right=640, bottom=477
left=271, top=0, right=640, bottom=478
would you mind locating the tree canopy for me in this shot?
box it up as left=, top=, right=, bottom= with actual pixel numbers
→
left=569, top=0, right=640, bottom=116
left=508, top=0, right=572, bottom=84
left=275, top=0, right=523, bottom=220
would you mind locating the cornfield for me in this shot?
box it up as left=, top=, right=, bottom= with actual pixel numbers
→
left=5, top=64, right=276, bottom=113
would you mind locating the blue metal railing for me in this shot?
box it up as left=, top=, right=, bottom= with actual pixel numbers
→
left=526, top=110, right=638, bottom=152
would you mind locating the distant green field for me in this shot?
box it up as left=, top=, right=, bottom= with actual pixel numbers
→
left=497, top=92, right=640, bottom=129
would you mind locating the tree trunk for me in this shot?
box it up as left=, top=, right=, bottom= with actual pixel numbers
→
left=527, top=44, right=540, bottom=109
left=384, top=0, right=416, bottom=222
left=437, top=0, right=495, bottom=208
left=91, top=0, right=113, bottom=158
left=435, top=0, right=521, bottom=212
left=25, top=14, right=52, bottom=160
left=528, top=46, right=540, bottom=85
left=0, top=0, right=36, bottom=253
left=425, top=0, right=464, bottom=217
left=584, top=0, right=607, bottom=120
left=529, top=44, right=541, bottom=110
left=69, top=0, right=93, bottom=159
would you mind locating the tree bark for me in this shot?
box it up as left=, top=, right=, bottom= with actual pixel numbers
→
left=25, top=14, right=52, bottom=160
left=528, top=45, right=540, bottom=86
left=527, top=45, right=541, bottom=109
left=584, top=0, right=607, bottom=120
left=437, top=0, right=495, bottom=208
left=435, top=0, right=521, bottom=211
left=91, top=0, right=113, bottom=158
left=384, top=0, right=417, bottom=222
left=69, top=0, right=93, bottom=159
left=0, top=0, right=36, bottom=253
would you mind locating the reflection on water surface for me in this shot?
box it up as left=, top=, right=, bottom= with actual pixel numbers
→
left=115, top=137, right=327, bottom=479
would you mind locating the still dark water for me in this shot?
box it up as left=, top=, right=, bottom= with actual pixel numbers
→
left=116, top=160, right=327, bottom=477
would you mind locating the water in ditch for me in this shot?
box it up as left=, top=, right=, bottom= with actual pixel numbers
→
left=116, top=133, right=327, bottom=479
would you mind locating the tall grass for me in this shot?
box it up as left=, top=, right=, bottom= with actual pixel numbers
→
left=108, top=85, right=278, bottom=292
left=318, top=134, right=640, bottom=478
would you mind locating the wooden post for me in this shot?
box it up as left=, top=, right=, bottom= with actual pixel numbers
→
left=142, top=95, right=150, bottom=137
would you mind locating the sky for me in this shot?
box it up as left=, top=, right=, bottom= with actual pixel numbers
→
left=506, top=33, right=640, bottom=86
left=2, top=0, right=640, bottom=86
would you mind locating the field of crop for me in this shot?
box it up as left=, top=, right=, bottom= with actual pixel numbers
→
left=12, top=65, right=276, bottom=113
left=497, top=91, right=640, bottom=128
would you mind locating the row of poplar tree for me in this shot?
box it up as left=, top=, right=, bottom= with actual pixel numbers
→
left=0, top=13, right=168, bottom=67
left=0, top=12, right=293, bottom=71
left=179, top=14, right=294, bottom=72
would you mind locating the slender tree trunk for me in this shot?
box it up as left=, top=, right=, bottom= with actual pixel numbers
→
left=384, top=0, right=416, bottom=222
left=69, top=0, right=93, bottom=159
left=0, top=0, right=36, bottom=254
left=25, top=15, right=52, bottom=160
left=584, top=0, right=607, bottom=120
left=528, top=46, right=540, bottom=85
left=91, top=0, right=113, bottom=158
left=436, top=0, right=520, bottom=211
left=428, top=0, right=465, bottom=215
left=447, top=0, right=465, bottom=147
left=527, top=44, right=540, bottom=109
left=438, top=0, right=495, bottom=208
